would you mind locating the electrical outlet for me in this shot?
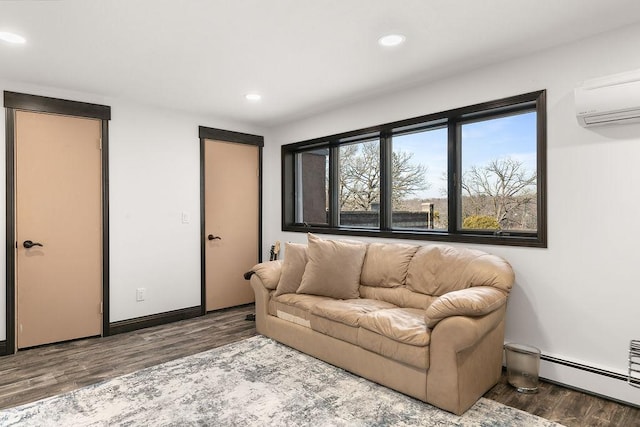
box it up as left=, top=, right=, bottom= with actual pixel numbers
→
left=136, top=288, right=146, bottom=302
left=181, top=211, right=190, bottom=224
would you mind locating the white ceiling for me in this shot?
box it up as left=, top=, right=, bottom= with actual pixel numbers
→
left=1, top=0, right=640, bottom=128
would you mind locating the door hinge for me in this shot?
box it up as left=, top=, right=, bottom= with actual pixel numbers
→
left=99, top=138, right=102, bottom=150
left=100, top=301, right=103, bottom=314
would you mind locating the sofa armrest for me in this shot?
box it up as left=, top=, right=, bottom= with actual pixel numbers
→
left=426, top=306, right=506, bottom=414
left=425, top=286, right=507, bottom=328
left=249, top=274, right=272, bottom=336
left=245, top=260, right=283, bottom=290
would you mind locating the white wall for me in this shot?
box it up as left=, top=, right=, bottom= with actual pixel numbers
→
left=0, top=81, right=266, bottom=339
left=264, top=23, right=640, bottom=405
left=109, top=101, right=197, bottom=322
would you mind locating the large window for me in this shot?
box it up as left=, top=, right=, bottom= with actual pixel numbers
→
left=460, top=112, right=538, bottom=233
left=339, top=138, right=380, bottom=228
left=391, top=124, right=448, bottom=231
left=282, top=91, right=546, bottom=247
left=294, top=147, right=329, bottom=225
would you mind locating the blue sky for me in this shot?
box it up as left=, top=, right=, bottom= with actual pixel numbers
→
left=393, top=111, right=537, bottom=198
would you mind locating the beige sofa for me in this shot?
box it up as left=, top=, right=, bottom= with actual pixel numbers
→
left=246, top=234, right=514, bottom=415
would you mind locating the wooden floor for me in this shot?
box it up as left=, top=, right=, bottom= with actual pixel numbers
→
left=484, top=372, right=640, bottom=426
left=0, top=304, right=638, bottom=426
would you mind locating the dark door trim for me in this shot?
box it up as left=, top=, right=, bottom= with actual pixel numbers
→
left=3, top=91, right=111, bottom=355
left=199, top=126, right=264, bottom=315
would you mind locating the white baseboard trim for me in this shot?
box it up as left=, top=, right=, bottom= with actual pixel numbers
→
left=538, top=355, right=639, bottom=408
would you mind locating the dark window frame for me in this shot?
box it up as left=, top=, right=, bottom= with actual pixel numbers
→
left=282, top=90, right=547, bottom=248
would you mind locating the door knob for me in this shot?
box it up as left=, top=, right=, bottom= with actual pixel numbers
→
left=207, top=234, right=222, bottom=241
left=23, top=240, right=44, bottom=249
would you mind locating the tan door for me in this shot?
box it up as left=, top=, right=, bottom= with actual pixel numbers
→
left=15, top=111, right=102, bottom=349
left=205, top=139, right=259, bottom=311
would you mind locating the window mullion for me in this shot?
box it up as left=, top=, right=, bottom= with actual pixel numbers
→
left=447, top=121, right=459, bottom=234
left=282, top=150, right=295, bottom=226
left=329, top=145, right=340, bottom=227
left=380, top=133, right=392, bottom=231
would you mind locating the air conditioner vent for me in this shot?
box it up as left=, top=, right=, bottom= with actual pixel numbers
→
left=583, top=108, right=640, bottom=125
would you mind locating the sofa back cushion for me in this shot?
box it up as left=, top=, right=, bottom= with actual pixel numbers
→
left=274, top=242, right=308, bottom=296
left=360, top=243, right=418, bottom=288
left=406, top=244, right=514, bottom=296
left=297, top=233, right=367, bottom=299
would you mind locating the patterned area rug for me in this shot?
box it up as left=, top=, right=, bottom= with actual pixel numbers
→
left=0, top=336, right=562, bottom=426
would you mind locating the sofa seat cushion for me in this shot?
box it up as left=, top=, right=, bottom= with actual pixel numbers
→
left=273, top=294, right=332, bottom=328
left=311, top=299, right=398, bottom=327
left=359, top=308, right=430, bottom=347
left=310, top=315, right=360, bottom=345
left=359, top=286, right=435, bottom=310
left=309, top=299, right=398, bottom=345
left=357, top=308, right=430, bottom=369
left=357, top=327, right=429, bottom=370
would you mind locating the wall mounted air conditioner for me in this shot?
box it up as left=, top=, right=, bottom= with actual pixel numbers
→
left=575, top=69, right=640, bottom=127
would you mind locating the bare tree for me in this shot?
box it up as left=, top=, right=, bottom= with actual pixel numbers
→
left=339, top=141, right=429, bottom=211
left=339, top=142, right=380, bottom=210
left=461, top=157, right=536, bottom=229
left=391, top=150, right=430, bottom=209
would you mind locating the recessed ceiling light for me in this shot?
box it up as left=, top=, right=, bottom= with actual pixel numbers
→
left=245, top=93, right=262, bottom=102
left=0, top=31, right=26, bottom=44
left=378, top=34, right=405, bottom=47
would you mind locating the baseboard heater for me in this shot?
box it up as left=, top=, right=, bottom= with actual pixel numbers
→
left=538, top=341, right=640, bottom=388
left=538, top=350, right=640, bottom=409
left=540, top=354, right=628, bottom=382
left=630, top=340, right=640, bottom=389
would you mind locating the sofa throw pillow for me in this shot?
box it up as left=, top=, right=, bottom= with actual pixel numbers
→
left=296, top=233, right=367, bottom=299
left=360, top=242, right=418, bottom=288
left=274, top=242, right=308, bottom=296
